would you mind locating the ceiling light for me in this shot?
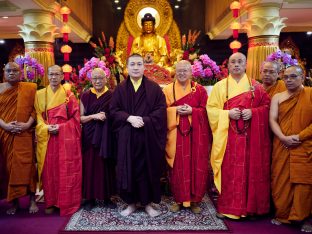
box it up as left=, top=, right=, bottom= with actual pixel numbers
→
left=2, top=16, right=8, bottom=19
left=117, top=6, right=122, bottom=10
left=174, top=5, right=179, bottom=9
left=0, top=40, right=5, bottom=44
left=177, top=0, right=182, bottom=2
left=307, top=31, right=312, bottom=35
left=114, top=0, right=119, bottom=3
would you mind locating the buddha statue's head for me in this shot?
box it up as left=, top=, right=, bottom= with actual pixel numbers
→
left=141, top=13, right=156, bottom=34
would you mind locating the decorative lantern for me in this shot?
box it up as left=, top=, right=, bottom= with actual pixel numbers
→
left=229, top=40, right=242, bottom=53
left=230, top=1, right=241, bottom=18
left=60, top=6, right=71, bottom=23
left=61, top=45, right=72, bottom=62
left=230, top=21, right=241, bottom=39
left=62, top=64, right=72, bottom=81
left=61, top=25, right=71, bottom=42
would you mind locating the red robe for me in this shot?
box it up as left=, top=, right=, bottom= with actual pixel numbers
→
left=37, top=88, right=82, bottom=216
left=218, top=81, right=271, bottom=216
left=166, top=82, right=211, bottom=203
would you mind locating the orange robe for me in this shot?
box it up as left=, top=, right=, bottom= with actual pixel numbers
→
left=265, top=80, right=286, bottom=98
left=0, top=82, right=37, bottom=201
left=163, top=81, right=211, bottom=206
left=272, top=87, right=312, bottom=223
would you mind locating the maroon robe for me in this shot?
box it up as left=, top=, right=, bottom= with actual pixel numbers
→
left=110, top=76, right=167, bottom=205
left=80, top=90, right=115, bottom=200
left=218, top=81, right=271, bottom=216
left=170, top=83, right=211, bottom=203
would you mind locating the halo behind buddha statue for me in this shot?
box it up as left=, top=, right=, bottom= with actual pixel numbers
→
left=116, top=0, right=181, bottom=66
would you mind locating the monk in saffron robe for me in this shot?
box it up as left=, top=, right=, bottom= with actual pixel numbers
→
left=163, top=60, right=211, bottom=214
left=110, top=54, right=167, bottom=217
left=35, top=65, right=82, bottom=216
left=80, top=68, right=116, bottom=211
left=270, top=65, right=312, bottom=232
left=0, top=62, right=38, bottom=214
left=207, top=53, right=271, bottom=219
left=261, top=61, right=286, bottom=98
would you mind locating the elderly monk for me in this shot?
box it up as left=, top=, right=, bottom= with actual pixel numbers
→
left=270, top=65, right=312, bottom=232
left=80, top=68, right=116, bottom=211
left=131, top=13, right=169, bottom=66
left=0, top=62, right=38, bottom=215
left=261, top=61, right=286, bottom=98
left=110, top=53, right=167, bottom=217
left=35, top=65, right=82, bottom=216
left=207, top=52, right=271, bottom=219
left=163, top=60, right=211, bottom=214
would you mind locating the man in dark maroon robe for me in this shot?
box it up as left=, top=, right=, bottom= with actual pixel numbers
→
left=80, top=68, right=116, bottom=211
left=110, top=54, right=167, bottom=217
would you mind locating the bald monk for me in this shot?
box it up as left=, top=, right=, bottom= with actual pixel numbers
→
left=270, top=65, right=312, bottom=232
left=35, top=65, right=82, bottom=216
left=261, top=61, right=286, bottom=98
left=0, top=62, right=38, bottom=214
left=207, top=52, right=271, bottom=219
left=163, top=60, right=211, bottom=214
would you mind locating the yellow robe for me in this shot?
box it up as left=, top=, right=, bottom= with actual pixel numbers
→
left=34, top=84, right=71, bottom=184
left=207, top=74, right=250, bottom=193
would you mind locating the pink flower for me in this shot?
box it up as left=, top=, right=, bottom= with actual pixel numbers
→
left=203, top=68, right=213, bottom=78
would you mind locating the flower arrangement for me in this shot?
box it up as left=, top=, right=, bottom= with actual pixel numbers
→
left=14, top=54, right=44, bottom=86
left=89, top=32, right=123, bottom=84
left=191, top=54, right=221, bottom=86
left=181, top=30, right=201, bottom=61
left=79, top=57, right=110, bottom=80
left=69, top=57, right=111, bottom=98
left=266, top=50, right=298, bottom=68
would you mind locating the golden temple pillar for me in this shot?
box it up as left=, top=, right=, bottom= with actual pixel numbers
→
left=18, top=9, right=58, bottom=86
left=241, top=0, right=286, bottom=80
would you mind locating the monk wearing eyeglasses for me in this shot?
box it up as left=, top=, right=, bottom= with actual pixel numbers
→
left=270, top=65, right=312, bottom=232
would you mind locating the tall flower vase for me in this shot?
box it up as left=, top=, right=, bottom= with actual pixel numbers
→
left=204, top=85, right=214, bottom=96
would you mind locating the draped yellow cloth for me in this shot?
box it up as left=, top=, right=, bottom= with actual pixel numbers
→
left=265, top=80, right=286, bottom=98
left=0, top=82, right=37, bottom=201
left=34, top=85, right=70, bottom=183
left=272, top=87, right=312, bottom=223
left=206, top=74, right=251, bottom=192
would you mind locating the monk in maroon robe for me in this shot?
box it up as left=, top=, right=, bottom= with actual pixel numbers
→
left=163, top=60, right=211, bottom=214
left=80, top=68, right=116, bottom=211
left=110, top=54, right=167, bottom=217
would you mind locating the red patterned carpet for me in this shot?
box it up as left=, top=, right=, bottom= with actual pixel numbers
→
left=0, top=196, right=303, bottom=234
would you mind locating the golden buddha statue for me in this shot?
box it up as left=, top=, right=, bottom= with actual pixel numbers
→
left=130, top=13, right=169, bottom=66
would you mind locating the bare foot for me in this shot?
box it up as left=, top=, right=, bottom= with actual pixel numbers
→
left=6, top=199, right=19, bottom=215
left=45, top=206, right=55, bottom=215
left=29, top=200, right=39, bottom=214
left=120, top=204, right=136, bottom=217
left=145, top=204, right=161, bottom=217
left=301, top=221, right=312, bottom=232
left=271, top=218, right=282, bottom=225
